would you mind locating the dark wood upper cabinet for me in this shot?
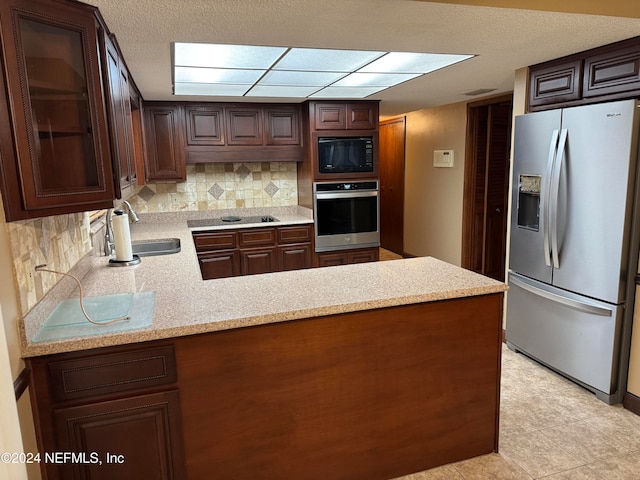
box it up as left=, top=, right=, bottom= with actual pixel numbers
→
left=183, top=103, right=303, bottom=164
left=347, top=102, right=378, bottom=129
left=144, top=103, right=186, bottom=181
left=313, top=103, right=347, bottom=130
left=529, top=60, right=583, bottom=108
left=311, top=102, right=378, bottom=130
left=0, top=0, right=116, bottom=221
left=184, top=104, right=225, bottom=145
left=225, top=107, right=263, bottom=145
left=528, top=36, right=640, bottom=111
left=102, top=33, right=138, bottom=199
left=264, top=105, right=301, bottom=145
left=583, top=42, right=640, bottom=99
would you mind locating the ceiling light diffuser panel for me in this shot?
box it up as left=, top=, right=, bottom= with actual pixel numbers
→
left=173, top=43, right=474, bottom=98
left=272, top=48, right=385, bottom=72
left=174, top=43, right=286, bottom=69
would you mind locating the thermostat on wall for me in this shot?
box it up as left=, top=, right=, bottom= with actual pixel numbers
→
left=433, top=150, right=454, bottom=168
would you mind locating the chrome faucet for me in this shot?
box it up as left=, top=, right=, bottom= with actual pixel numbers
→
left=123, top=200, right=140, bottom=223
left=103, top=201, right=140, bottom=256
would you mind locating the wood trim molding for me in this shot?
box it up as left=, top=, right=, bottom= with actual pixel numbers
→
left=623, top=392, right=640, bottom=416
left=14, top=367, right=30, bottom=401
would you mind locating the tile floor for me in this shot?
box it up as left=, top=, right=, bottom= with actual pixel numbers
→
left=379, top=248, right=404, bottom=261
left=393, top=345, right=640, bottom=479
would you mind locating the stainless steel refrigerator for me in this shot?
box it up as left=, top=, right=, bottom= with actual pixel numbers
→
left=506, top=99, right=640, bottom=404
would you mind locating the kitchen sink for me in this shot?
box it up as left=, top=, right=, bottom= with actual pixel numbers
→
left=131, top=238, right=181, bottom=257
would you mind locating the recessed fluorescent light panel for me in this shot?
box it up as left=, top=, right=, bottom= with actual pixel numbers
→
left=173, top=43, right=474, bottom=99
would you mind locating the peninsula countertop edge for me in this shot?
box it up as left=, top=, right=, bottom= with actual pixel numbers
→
left=20, top=209, right=508, bottom=357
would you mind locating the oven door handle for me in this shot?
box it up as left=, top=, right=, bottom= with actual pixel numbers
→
left=315, top=191, right=378, bottom=200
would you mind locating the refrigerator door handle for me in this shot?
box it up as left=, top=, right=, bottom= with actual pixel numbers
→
left=509, top=274, right=613, bottom=317
left=550, top=128, right=568, bottom=269
left=543, top=129, right=560, bottom=267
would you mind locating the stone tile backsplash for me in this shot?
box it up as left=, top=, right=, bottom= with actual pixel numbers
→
left=5, top=162, right=299, bottom=315
left=6, top=212, right=91, bottom=315
left=126, top=162, right=298, bottom=213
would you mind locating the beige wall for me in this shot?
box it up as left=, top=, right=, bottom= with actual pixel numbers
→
left=0, top=196, right=42, bottom=480
left=418, top=0, right=640, bottom=18
left=403, top=102, right=468, bottom=264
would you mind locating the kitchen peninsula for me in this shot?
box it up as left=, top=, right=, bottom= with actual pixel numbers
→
left=21, top=210, right=507, bottom=480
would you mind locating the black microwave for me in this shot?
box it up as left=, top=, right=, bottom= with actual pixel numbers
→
left=318, top=136, right=374, bottom=174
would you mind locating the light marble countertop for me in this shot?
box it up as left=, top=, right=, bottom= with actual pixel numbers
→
left=20, top=207, right=507, bottom=357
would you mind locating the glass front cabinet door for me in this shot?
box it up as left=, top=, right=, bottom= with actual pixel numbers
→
left=0, top=0, right=115, bottom=221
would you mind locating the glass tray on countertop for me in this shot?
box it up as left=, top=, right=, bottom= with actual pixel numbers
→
left=33, top=292, right=155, bottom=343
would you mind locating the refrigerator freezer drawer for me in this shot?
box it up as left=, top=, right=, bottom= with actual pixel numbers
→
left=506, top=272, right=623, bottom=395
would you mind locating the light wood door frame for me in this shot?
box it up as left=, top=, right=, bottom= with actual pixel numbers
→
left=379, top=117, right=406, bottom=255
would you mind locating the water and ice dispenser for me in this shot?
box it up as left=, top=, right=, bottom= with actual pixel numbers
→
left=517, top=175, right=541, bottom=231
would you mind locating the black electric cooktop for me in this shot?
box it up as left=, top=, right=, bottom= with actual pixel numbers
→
left=187, top=216, right=279, bottom=228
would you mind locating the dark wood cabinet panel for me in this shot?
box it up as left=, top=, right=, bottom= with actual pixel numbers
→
left=316, top=251, right=349, bottom=267
left=47, top=345, right=177, bottom=403
left=279, top=244, right=312, bottom=271
left=241, top=247, right=278, bottom=275
left=277, top=225, right=312, bottom=244
left=198, top=250, right=241, bottom=280
left=264, top=106, right=301, bottom=145
left=175, top=294, right=502, bottom=479
left=313, top=103, right=347, bottom=130
left=103, top=33, right=137, bottom=199
left=0, top=0, right=116, bottom=221
left=349, top=248, right=379, bottom=263
left=347, top=102, right=378, bottom=130
left=584, top=43, right=640, bottom=99
left=226, top=107, right=263, bottom=145
left=144, top=103, right=186, bottom=181
left=184, top=104, right=224, bottom=145
left=53, top=390, right=185, bottom=480
left=529, top=60, right=582, bottom=108
left=193, top=231, right=237, bottom=251
left=316, top=247, right=379, bottom=267
left=239, top=228, right=276, bottom=248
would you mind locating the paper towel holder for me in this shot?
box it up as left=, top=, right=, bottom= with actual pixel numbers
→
left=107, top=209, right=141, bottom=267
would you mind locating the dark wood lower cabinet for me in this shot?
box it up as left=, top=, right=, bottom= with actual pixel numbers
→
left=27, top=343, right=185, bottom=480
left=279, top=244, right=312, bottom=271
left=197, top=249, right=240, bottom=279
left=27, top=293, right=503, bottom=480
left=240, top=247, right=277, bottom=275
left=53, top=391, right=184, bottom=480
left=316, top=246, right=379, bottom=267
left=193, top=225, right=313, bottom=280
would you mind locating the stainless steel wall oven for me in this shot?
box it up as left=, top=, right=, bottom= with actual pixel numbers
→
left=313, top=181, right=380, bottom=252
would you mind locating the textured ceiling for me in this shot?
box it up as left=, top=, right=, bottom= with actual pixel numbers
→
left=84, top=0, right=640, bottom=117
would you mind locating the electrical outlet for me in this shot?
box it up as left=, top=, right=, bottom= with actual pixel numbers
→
left=25, top=260, right=35, bottom=291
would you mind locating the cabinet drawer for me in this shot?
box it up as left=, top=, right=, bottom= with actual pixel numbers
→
left=239, top=228, right=276, bottom=247
left=277, top=225, right=312, bottom=244
left=193, top=231, right=237, bottom=251
left=48, top=345, right=177, bottom=402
